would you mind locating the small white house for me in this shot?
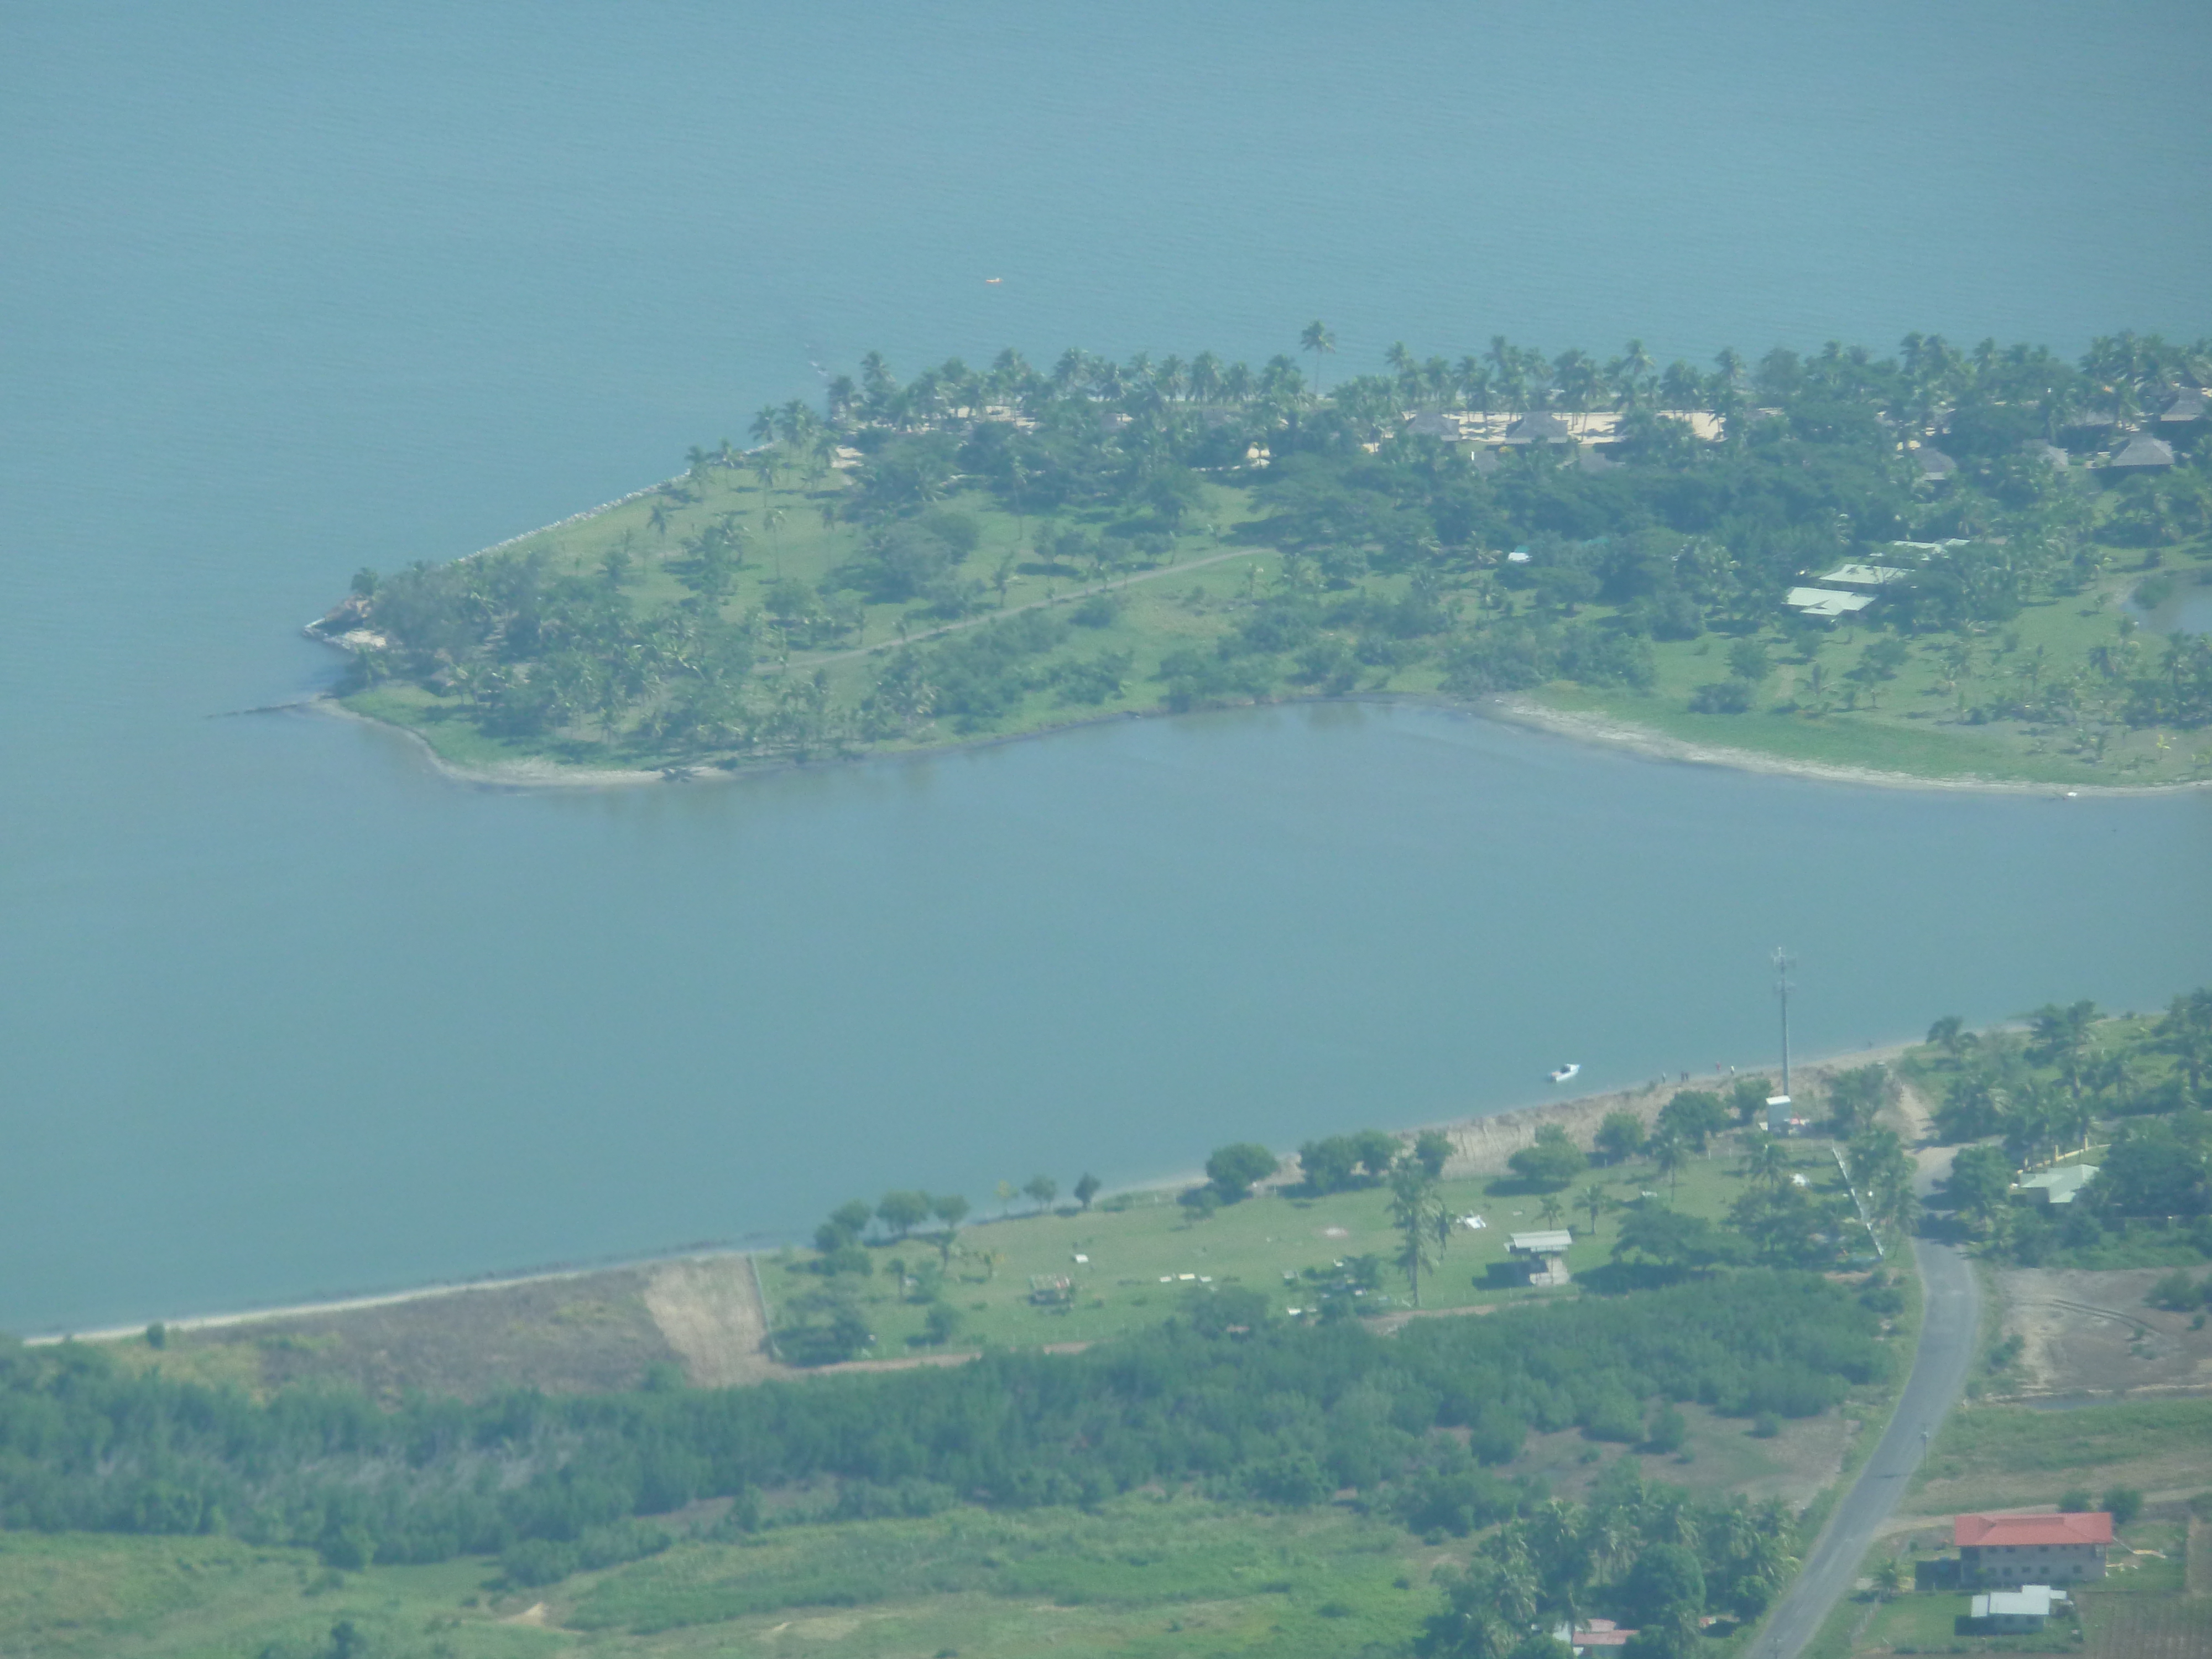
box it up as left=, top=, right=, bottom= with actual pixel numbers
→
left=1970, top=1584, right=2064, bottom=1633
left=2013, top=1164, right=2098, bottom=1207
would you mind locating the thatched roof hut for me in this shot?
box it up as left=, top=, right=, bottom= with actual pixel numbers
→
left=1503, top=411, right=1573, bottom=445
left=2106, top=434, right=2176, bottom=471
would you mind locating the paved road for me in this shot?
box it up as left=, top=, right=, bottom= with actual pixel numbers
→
left=1756, top=1222, right=1980, bottom=1657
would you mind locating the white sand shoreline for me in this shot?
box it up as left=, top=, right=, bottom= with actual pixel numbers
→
left=29, top=1038, right=1917, bottom=1345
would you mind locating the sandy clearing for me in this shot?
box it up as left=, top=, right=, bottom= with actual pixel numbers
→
left=1994, top=1267, right=2212, bottom=1402
left=642, top=1255, right=784, bottom=1387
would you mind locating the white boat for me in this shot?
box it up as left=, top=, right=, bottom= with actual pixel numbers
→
left=1549, top=1063, right=1581, bottom=1084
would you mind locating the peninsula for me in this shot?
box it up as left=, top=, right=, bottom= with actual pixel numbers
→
left=317, top=329, right=2212, bottom=787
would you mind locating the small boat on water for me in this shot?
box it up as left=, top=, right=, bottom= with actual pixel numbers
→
left=1549, top=1063, right=1581, bottom=1084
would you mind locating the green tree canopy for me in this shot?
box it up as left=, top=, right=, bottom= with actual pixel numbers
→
left=1509, top=1124, right=1587, bottom=1190
left=1205, top=1142, right=1279, bottom=1201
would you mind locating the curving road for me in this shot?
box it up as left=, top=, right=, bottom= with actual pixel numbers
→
left=1756, top=1148, right=1981, bottom=1657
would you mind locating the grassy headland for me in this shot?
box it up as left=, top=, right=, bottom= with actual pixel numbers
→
left=320, top=330, right=2212, bottom=788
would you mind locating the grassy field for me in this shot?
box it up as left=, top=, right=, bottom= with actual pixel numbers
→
left=0, top=1501, right=1450, bottom=1659
left=1911, top=1399, right=2212, bottom=1515
left=333, top=450, right=2212, bottom=788
left=766, top=1125, right=1859, bottom=1359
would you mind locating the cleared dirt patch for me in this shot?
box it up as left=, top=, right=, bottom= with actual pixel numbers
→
left=1994, top=1267, right=2212, bottom=1402
left=642, top=1255, right=781, bottom=1386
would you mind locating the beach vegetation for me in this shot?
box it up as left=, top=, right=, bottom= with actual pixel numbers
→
left=1204, top=1141, right=1279, bottom=1201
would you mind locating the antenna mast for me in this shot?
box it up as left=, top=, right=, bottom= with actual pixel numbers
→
left=1773, top=947, right=1794, bottom=1098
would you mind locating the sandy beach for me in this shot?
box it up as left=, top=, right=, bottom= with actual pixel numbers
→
left=1482, top=695, right=2211, bottom=798
left=312, top=676, right=2212, bottom=798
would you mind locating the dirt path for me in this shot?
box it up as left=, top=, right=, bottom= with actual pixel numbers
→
left=782, top=546, right=1265, bottom=670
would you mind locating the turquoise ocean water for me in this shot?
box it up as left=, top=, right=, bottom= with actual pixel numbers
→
left=3, top=3, right=2209, bottom=1331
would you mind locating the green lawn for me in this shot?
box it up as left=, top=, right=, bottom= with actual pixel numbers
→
left=334, top=451, right=2212, bottom=789
left=1545, top=547, right=2212, bottom=787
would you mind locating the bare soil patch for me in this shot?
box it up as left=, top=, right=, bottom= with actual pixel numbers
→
left=641, top=1255, right=781, bottom=1387
left=1994, top=1267, right=2212, bottom=1402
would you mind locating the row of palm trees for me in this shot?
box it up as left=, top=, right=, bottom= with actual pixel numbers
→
left=808, top=326, right=2210, bottom=455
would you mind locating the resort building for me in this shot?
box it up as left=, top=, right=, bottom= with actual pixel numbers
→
left=1954, top=1512, right=2111, bottom=1587
left=2106, top=433, right=2176, bottom=472
left=1817, top=563, right=1911, bottom=592
left=1502, top=411, right=1575, bottom=446
left=1784, top=587, right=1876, bottom=622
left=2158, top=387, right=2205, bottom=425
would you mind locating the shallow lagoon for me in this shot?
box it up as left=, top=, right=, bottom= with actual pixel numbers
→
left=6, top=700, right=2208, bottom=1333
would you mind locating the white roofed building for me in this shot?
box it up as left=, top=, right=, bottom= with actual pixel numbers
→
left=1507, top=1230, right=1574, bottom=1287
left=1786, top=587, right=1876, bottom=620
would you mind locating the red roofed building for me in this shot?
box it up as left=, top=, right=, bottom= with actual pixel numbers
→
left=1954, top=1512, right=2111, bottom=1587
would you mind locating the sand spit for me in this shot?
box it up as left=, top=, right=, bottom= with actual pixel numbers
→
left=1483, top=695, right=2210, bottom=798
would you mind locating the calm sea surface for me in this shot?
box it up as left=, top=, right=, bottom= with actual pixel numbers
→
left=3, top=3, right=2209, bottom=1332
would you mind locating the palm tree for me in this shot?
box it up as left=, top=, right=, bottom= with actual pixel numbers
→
left=1188, top=351, right=1223, bottom=406
left=1389, top=1163, right=1442, bottom=1306
left=1659, top=359, right=1705, bottom=413
left=1743, top=1138, right=1791, bottom=1193
left=1618, top=338, right=1656, bottom=401
left=1578, top=1183, right=1609, bottom=1235
left=1538, top=1194, right=1566, bottom=1229
left=1647, top=1125, right=1688, bottom=1196
left=764, top=507, right=788, bottom=577
left=1300, top=321, right=1336, bottom=398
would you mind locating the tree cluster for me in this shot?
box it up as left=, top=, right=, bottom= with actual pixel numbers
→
left=0, top=1272, right=1879, bottom=1582
left=1924, top=990, right=2212, bottom=1265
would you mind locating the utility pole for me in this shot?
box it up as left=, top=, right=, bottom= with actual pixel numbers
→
left=1773, top=947, right=1794, bottom=1099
